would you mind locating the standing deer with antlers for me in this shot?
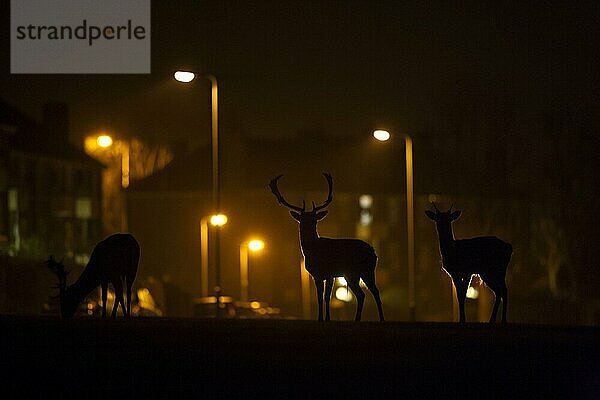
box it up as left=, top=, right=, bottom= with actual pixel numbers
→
left=426, top=204, right=512, bottom=323
left=269, top=172, right=384, bottom=322
left=45, top=233, right=140, bottom=318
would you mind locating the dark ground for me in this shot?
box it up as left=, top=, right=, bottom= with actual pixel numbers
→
left=2, top=315, right=598, bottom=399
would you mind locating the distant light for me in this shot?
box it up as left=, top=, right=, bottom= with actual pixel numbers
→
left=74, top=253, right=89, bottom=265
left=174, top=70, right=196, bottom=83
left=360, top=210, right=373, bottom=226
left=335, top=287, right=353, bottom=302
left=373, top=130, right=391, bottom=141
left=466, top=286, right=479, bottom=299
left=359, top=194, right=373, bottom=209
left=210, top=214, right=228, bottom=226
left=97, top=135, right=113, bottom=148
left=250, top=301, right=261, bottom=309
left=248, top=240, right=265, bottom=252
left=336, top=277, right=347, bottom=286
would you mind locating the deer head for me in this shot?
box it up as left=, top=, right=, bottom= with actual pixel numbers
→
left=269, top=172, right=334, bottom=229
left=425, top=203, right=462, bottom=224
left=45, top=256, right=78, bottom=318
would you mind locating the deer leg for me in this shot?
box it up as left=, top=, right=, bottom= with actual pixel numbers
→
left=314, top=277, right=325, bottom=322
left=488, top=278, right=508, bottom=324
left=324, top=278, right=334, bottom=322
left=347, top=277, right=365, bottom=322
left=454, top=277, right=468, bottom=323
left=489, top=289, right=500, bottom=323
left=501, top=285, right=508, bottom=325
left=111, top=298, right=119, bottom=318
left=111, top=281, right=126, bottom=318
left=363, top=272, right=385, bottom=322
left=126, top=280, right=133, bottom=318
left=101, top=281, right=108, bottom=318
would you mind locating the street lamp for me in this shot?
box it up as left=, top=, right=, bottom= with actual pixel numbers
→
left=210, top=214, right=228, bottom=226
left=198, top=213, right=228, bottom=299
left=174, top=69, right=224, bottom=300
left=239, top=239, right=265, bottom=301
left=96, top=135, right=113, bottom=148
left=373, top=129, right=415, bottom=321
left=173, top=70, right=220, bottom=209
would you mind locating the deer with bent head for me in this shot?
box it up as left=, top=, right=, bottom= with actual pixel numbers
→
left=269, top=172, right=384, bottom=322
left=46, top=233, right=140, bottom=318
left=426, top=204, right=512, bottom=323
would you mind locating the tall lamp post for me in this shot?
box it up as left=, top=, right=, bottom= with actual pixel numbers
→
left=239, top=239, right=265, bottom=302
left=373, top=129, right=415, bottom=321
left=198, top=214, right=228, bottom=299
left=174, top=70, right=225, bottom=300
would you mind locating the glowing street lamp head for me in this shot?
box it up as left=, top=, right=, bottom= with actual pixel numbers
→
left=210, top=214, right=228, bottom=226
left=248, top=240, right=265, bottom=252
left=174, top=70, right=196, bottom=83
left=96, top=135, right=113, bottom=148
left=373, top=130, right=391, bottom=142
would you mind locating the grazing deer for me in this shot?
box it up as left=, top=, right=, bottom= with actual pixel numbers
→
left=269, top=172, right=384, bottom=322
left=46, top=233, right=140, bottom=318
left=425, top=204, right=512, bottom=323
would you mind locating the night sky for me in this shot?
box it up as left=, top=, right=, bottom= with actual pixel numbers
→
left=2, top=1, right=599, bottom=147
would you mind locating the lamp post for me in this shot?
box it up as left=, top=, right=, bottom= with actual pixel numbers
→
left=173, top=71, right=219, bottom=208
left=174, top=70, right=224, bottom=300
left=198, top=214, right=228, bottom=300
left=239, top=239, right=265, bottom=302
left=199, top=217, right=209, bottom=298
left=96, top=134, right=130, bottom=189
left=373, top=129, right=415, bottom=321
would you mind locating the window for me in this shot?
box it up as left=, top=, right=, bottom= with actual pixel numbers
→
left=75, top=197, right=92, bottom=219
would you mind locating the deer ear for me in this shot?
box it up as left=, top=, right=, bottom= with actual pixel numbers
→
left=425, top=211, right=437, bottom=220
left=315, top=210, right=328, bottom=220
left=450, top=210, right=462, bottom=220
left=290, top=211, right=301, bottom=222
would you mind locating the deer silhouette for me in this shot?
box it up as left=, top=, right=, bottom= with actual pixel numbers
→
left=425, top=204, right=512, bottom=323
left=269, top=172, right=384, bottom=322
left=45, top=233, right=140, bottom=318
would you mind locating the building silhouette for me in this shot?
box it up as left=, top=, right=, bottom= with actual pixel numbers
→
left=0, top=100, right=103, bottom=313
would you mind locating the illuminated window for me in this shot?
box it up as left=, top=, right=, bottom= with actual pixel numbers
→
left=8, top=189, right=18, bottom=212
left=75, top=197, right=92, bottom=219
left=360, top=210, right=373, bottom=226
left=75, top=253, right=89, bottom=265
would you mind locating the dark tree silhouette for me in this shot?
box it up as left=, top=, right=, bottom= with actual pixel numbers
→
left=426, top=204, right=512, bottom=323
left=46, top=233, right=140, bottom=318
left=269, top=172, right=384, bottom=322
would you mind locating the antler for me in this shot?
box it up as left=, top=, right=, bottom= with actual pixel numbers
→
left=268, top=174, right=305, bottom=212
left=312, top=172, right=334, bottom=212
left=45, top=256, right=69, bottom=287
left=431, top=202, right=441, bottom=213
